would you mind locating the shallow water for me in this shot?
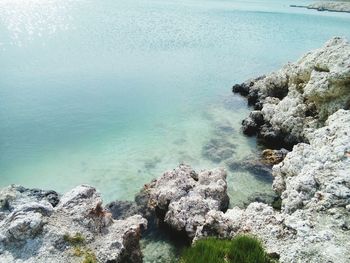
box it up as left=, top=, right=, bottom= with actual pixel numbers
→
left=1, top=0, right=350, bottom=260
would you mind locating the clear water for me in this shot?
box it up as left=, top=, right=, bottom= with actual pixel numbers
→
left=1, top=0, right=350, bottom=206
left=1, top=0, right=350, bottom=260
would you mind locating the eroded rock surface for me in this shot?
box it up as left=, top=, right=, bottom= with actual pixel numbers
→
left=140, top=164, right=229, bottom=239
left=261, top=148, right=289, bottom=165
left=0, top=185, right=147, bottom=263
left=220, top=38, right=350, bottom=262
left=233, top=37, right=350, bottom=148
left=195, top=109, right=350, bottom=263
left=273, top=109, right=350, bottom=214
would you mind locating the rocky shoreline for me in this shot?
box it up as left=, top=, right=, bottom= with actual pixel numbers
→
left=0, top=185, right=147, bottom=263
left=291, top=1, right=350, bottom=13
left=1, top=38, right=349, bottom=262
left=228, top=37, right=350, bottom=262
left=233, top=37, right=350, bottom=149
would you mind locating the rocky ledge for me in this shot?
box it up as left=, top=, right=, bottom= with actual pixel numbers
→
left=195, top=109, right=350, bottom=262
left=138, top=164, right=229, bottom=240
left=233, top=37, right=350, bottom=148
left=195, top=37, right=350, bottom=262
left=0, top=185, right=147, bottom=263
left=291, top=1, right=350, bottom=13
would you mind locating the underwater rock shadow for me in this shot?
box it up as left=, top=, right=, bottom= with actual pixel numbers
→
left=225, top=157, right=274, bottom=183
left=202, top=137, right=236, bottom=163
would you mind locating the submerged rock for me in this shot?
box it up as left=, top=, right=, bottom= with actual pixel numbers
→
left=225, top=157, right=273, bottom=183
left=105, top=200, right=142, bottom=220
left=242, top=192, right=279, bottom=208
left=140, top=164, right=229, bottom=239
left=0, top=185, right=147, bottom=263
left=233, top=37, right=350, bottom=148
left=202, top=138, right=236, bottom=163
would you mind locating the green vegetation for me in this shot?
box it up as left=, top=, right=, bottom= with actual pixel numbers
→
left=82, top=250, right=97, bottom=263
left=63, top=233, right=97, bottom=263
left=63, top=233, right=85, bottom=246
left=179, top=235, right=272, bottom=263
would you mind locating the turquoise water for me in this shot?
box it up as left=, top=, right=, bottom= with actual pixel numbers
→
left=1, top=0, right=350, bottom=207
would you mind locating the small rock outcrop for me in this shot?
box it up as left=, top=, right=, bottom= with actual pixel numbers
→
left=291, top=1, right=350, bottom=13
left=195, top=109, right=350, bottom=263
left=261, top=148, right=289, bottom=166
left=140, top=164, right=229, bottom=239
left=0, top=185, right=147, bottom=263
left=233, top=37, right=350, bottom=148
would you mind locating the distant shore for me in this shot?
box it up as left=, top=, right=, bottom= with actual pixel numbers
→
left=291, top=1, right=350, bottom=13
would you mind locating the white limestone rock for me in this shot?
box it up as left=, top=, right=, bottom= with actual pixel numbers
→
left=0, top=185, right=147, bottom=263
left=234, top=37, right=350, bottom=146
left=142, top=164, right=229, bottom=239
left=195, top=110, right=350, bottom=263
left=266, top=37, right=350, bottom=140
left=274, top=109, right=350, bottom=213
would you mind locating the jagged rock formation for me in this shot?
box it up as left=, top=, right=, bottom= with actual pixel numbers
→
left=139, top=164, right=229, bottom=239
left=233, top=37, right=350, bottom=148
left=273, top=109, right=350, bottom=214
left=194, top=109, right=350, bottom=262
left=0, top=185, right=147, bottom=263
left=214, top=38, right=350, bottom=262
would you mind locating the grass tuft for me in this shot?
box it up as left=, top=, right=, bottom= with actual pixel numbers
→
left=179, top=235, right=273, bottom=263
left=82, top=250, right=97, bottom=263
left=63, top=233, right=97, bottom=263
left=63, top=233, right=85, bottom=246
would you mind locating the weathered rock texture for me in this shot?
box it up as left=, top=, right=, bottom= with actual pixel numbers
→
left=261, top=148, right=289, bottom=166
left=216, top=38, right=350, bottom=262
left=140, top=164, right=229, bottom=239
left=233, top=37, right=350, bottom=148
left=195, top=110, right=350, bottom=262
left=0, top=185, right=147, bottom=263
